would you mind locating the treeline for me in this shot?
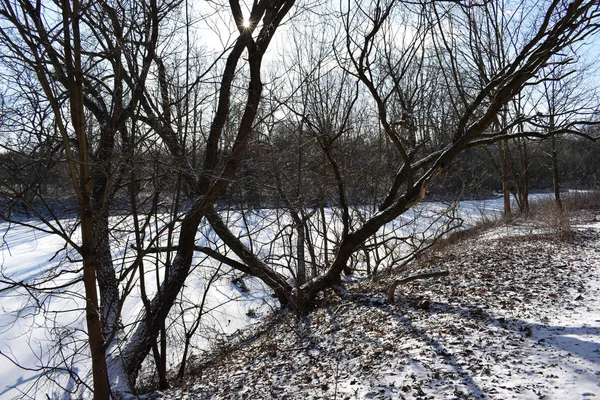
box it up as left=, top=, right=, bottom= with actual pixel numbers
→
left=2, top=130, right=598, bottom=213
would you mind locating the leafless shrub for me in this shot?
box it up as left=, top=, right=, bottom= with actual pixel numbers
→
left=528, top=198, right=571, bottom=242
left=561, top=191, right=600, bottom=212
left=527, top=191, right=600, bottom=241
left=541, top=203, right=573, bottom=242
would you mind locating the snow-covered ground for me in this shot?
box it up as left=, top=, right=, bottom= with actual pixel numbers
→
left=148, top=213, right=600, bottom=400
left=0, top=219, right=276, bottom=399
left=1, top=194, right=589, bottom=399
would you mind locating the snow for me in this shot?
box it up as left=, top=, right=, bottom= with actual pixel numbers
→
left=0, top=223, right=82, bottom=400
left=0, top=218, right=276, bottom=399
left=2, top=195, right=599, bottom=399
left=147, top=214, right=600, bottom=400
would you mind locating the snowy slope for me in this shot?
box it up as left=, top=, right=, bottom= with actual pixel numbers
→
left=1, top=194, right=583, bottom=399
left=150, top=216, right=600, bottom=400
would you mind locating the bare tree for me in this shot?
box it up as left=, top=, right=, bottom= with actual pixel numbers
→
left=538, top=56, right=600, bottom=209
left=190, top=0, right=600, bottom=315
left=1, top=0, right=296, bottom=396
left=0, top=0, right=599, bottom=398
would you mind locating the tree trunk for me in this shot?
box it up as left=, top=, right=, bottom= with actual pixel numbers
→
left=81, top=216, right=110, bottom=399
left=63, top=0, right=111, bottom=397
left=294, top=216, right=307, bottom=288
left=522, top=140, right=529, bottom=213
left=500, top=141, right=512, bottom=218
left=515, top=139, right=530, bottom=214
left=94, top=216, right=120, bottom=339
left=551, top=136, right=562, bottom=210
left=120, top=210, right=200, bottom=387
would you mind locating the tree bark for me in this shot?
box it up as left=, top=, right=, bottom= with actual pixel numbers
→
left=81, top=212, right=111, bottom=400
left=500, top=141, right=512, bottom=218
left=552, top=135, right=563, bottom=210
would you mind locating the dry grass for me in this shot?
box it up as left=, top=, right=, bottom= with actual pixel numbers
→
left=530, top=201, right=573, bottom=242
left=434, top=191, right=600, bottom=249
left=561, top=190, right=600, bottom=211
left=526, top=191, right=600, bottom=242
left=393, top=191, right=600, bottom=276
left=530, top=190, right=600, bottom=214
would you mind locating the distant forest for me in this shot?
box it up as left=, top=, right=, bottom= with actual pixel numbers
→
left=2, top=133, right=599, bottom=213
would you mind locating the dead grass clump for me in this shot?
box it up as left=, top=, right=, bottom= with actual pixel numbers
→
left=525, top=191, right=600, bottom=242
left=560, top=190, right=600, bottom=212
left=536, top=202, right=573, bottom=242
